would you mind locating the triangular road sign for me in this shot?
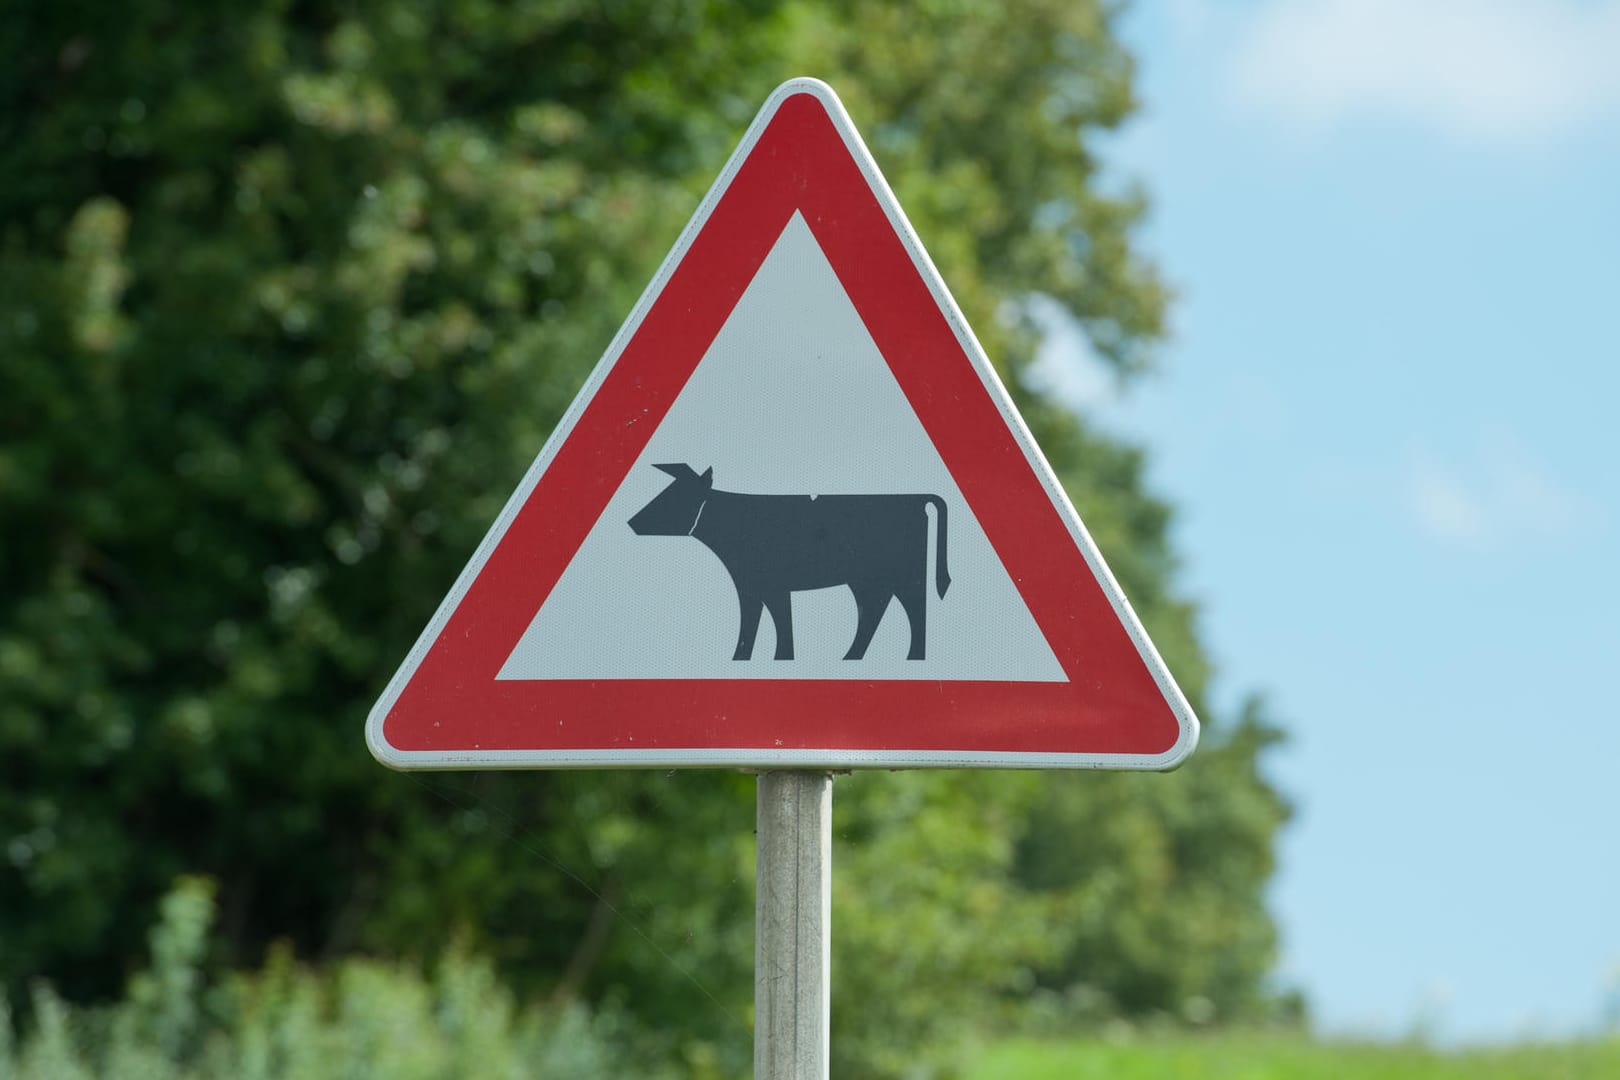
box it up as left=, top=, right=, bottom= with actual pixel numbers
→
left=367, top=79, right=1199, bottom=770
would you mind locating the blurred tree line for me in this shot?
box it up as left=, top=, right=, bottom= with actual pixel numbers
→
left=0, top=0, right=1294, bottom=1074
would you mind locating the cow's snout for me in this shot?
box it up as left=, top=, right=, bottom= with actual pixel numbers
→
left=628, top=484, right=704, bottom=535
left=627, top=500, right=678, bottom=536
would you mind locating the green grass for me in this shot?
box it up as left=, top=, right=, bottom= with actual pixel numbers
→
left=966, top=1032, right=1620, bottom=1080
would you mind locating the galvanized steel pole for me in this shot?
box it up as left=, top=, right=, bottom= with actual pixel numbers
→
left=754, top=770, right=832, bottom=1079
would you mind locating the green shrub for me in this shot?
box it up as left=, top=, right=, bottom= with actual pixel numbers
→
left=1, top=878, right=673, bottom=1079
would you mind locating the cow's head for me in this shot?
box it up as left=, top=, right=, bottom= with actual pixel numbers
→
left=628, top=463, right=713, bottom=536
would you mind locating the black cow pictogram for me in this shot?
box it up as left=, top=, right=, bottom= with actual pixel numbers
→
left=628, top=464, right=951, bottom=661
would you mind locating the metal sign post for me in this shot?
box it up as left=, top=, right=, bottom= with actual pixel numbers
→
left=755, top=771, right=832, bottom=1079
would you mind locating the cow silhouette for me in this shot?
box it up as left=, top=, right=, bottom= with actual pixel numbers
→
left=628, top=464, right=950, bottom=661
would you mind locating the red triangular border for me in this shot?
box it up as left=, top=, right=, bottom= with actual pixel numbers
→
left=367, top=80, right=1198, bottom=769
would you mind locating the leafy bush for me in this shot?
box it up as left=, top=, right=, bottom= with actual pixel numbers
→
left=1, top=878, right=674, bottom=1079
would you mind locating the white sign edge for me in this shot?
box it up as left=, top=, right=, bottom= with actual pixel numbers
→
left=365, top=77, right=1201, bottom=772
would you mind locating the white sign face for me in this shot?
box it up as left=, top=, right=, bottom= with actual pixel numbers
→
left=499, top=213, right=1065, bottom=683
left=366, top=78, right=1198, bottom=772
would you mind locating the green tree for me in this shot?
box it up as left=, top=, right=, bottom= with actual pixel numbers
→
left=1, top=0, right=1291, bottom=1073
left=1, top=0, right=787, bottom=1025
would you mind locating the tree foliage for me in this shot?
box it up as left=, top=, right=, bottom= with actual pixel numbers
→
left=1, top=0, right=1291, bottom=1074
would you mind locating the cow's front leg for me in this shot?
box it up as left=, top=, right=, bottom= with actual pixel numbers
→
left=734, top=592, right=764, bottom=661
left=764, top=593, right=794, bottom=660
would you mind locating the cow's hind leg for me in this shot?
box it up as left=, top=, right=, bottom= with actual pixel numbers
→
left=734, top=592, right=764, bottom=661
left=764, top=593, right=794, bottom=660
left=897, top=581, right=927, bottom=661
left=844, top=585, right=891, bottom=660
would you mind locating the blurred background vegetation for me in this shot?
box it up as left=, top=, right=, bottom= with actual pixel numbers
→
left=2, top=0, right=1297, bottom=1075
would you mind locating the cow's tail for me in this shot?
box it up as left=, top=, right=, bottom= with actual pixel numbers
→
left=924, top=495, right=950, bottom=598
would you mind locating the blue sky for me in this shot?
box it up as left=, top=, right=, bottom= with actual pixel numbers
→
left=1034, top=0, right=1620, bottom=1044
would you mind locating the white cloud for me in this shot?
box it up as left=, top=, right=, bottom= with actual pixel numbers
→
left=1410, top=456, right=1488, bottom=545
left=1230, top=0, right=1620, bottom=145
left=1405, top=433, right=1598, bottom=551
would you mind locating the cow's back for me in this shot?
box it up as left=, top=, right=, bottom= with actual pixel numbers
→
left=693, top=491, right=935, bottom=592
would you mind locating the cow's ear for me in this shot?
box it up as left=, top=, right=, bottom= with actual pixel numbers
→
left=700, top=466, right=714, bottom=488
left=653, top=463, right=696, bottom=481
